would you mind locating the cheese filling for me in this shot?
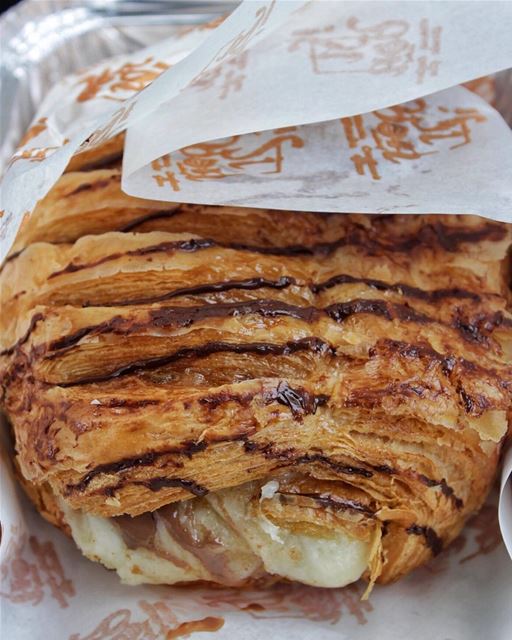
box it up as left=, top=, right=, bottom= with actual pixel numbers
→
left=61, top=481, right=371, bottom=588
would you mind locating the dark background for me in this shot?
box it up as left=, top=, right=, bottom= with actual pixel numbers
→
left=3, top=0, right=21, bottom=12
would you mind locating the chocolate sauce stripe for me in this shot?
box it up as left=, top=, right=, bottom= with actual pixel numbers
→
left=279, top=491, right=376, bottom=516
left=53, top=337, right=334, bottom=386
left=0, top=313, right=45, bottom=358
left=82, top=273, right=483, bottom=308
left=68, top=430, right=463, bottom=513
left=68, top=151, right=123, bottom=173
left=118, top=208, right=182, bottom=232
left=68, top=175, right=120, bottom=196
left=46, top=221, right=505, bottom=280
left=47, top=335, right=508, bottom=427
left=66, top=439, right=220, bottom=495
left=0, top=210, right=180, bottom=274
left=406, top=524, right=443, bottom=555
left=41, top=297, right=495, bottom=360
left=86, top=276, right=297, bottom=307
left=48, top=238, right=216, bottom=279
left=374, top=338, right=510, bottom=389
left=4, top=331, right=507, bottom=416
left=2, top=278, right=501, bottom=359
left=311, top=274, right=483, bottom=302
left=58, top=381, right=462, bottom=505
left=1, top=249, right=23, bottom=268
left=17, top=299, right=398, bottom=356
left=3, top=220, right=504, bottom=277
left=135, top=477, right=208, bottom=497
left=65, top=437, right=376, bottom=495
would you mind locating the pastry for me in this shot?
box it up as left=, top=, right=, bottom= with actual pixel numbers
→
left=1, top=146, right=511, bottom=592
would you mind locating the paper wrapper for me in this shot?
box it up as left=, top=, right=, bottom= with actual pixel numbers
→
left=2, top=0, right=512, bottom=261
left=1, top=2, right=512, bottom=637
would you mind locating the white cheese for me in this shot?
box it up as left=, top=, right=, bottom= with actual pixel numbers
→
left=60, top=482, right=370, bottom=589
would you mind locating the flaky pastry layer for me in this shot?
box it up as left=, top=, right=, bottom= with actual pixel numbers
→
left=1, top=144, right=511, bottom=587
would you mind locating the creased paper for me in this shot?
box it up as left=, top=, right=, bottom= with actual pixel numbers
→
left=0, top=1, right=297, bottom=261
left=2, top=1, right=512, bottom=263
left=123, top=85, right=512, bottom=218
left=123, top=0, right=512, bottom=175
left=0, top=22, right=217, bottom=262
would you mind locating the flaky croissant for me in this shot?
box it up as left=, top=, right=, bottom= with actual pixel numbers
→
left=1, top=145, right=511, bottom=591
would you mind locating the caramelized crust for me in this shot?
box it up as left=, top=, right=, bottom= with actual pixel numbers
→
left=1, top=155, right=511, bottom=586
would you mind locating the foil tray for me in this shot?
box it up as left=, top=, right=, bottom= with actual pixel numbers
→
left=0, top=0, right=237, bottom=168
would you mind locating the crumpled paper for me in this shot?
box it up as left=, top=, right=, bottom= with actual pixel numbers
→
left=124, top=84, right=512, bottom=216
left=1, top=2, right=512, bottom=638
left=2, top=0, right=512, bottom=263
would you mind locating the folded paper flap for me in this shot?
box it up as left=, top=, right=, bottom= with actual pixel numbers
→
left=2, top=1, right=512, bottom=264
left=124, top=0, right=512, bottom=175
left=122, top=85, right=512, bottom=221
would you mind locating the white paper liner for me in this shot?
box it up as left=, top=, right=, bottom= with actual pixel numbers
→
left=123, top=85, right=512, bottom=218
left=122, top=0, right=512, bottom=175
left=2, top=1, right=512, bottom=263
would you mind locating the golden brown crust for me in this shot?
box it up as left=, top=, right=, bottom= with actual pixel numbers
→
left=64, top=133, right=125, bottom=173
left=14, top=464, right=70, bottom=536
left=1, top=159, right=511, bottom=585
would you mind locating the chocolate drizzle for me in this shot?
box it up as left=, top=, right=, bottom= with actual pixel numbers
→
left=68, top=177, right=118, bottom=196
left=1, top=249, right=23, bottom=268
left=272, top=382, right=329, bottom=419
left=119, top=208, right=181, bottom=232
left=46, top=221, right=506, bottom=279
left=296, top=453, right=374, bottom=478
left=48, top=298, right=338, bottom=349
left=55, top=337, right=333, bottom=387
left=406, top=524, right=443, bottom=556
left=416, top=474, right=464, bottom=509
left=47, top=298, right=437, bottom=358
left=327, top=299, right=430, bottom=324
left=71, top=451, right=161, bottom=493
left=90, top=276, right=296, bottom=308
left=64, top=380, right=328, bottom=494
left=140, top=477, right=208, bottom=496
left=48, top=238, right=215, bottom=279
left=94, top=398, right=161, bottom=409
left=67, top=434, right=383, bottom=497
left=311, top=273, right=481, bottom=303
left=280, top=491, right=375, bottom=516
left=49, top=326, right=97, bottom=353
left=242, top=442, right=375, bottom=479
left=0, top=313, right=44, bottom=357
left=373, top=339, right=468, bottom=377
left=69, top=151, right=123, bottom=172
